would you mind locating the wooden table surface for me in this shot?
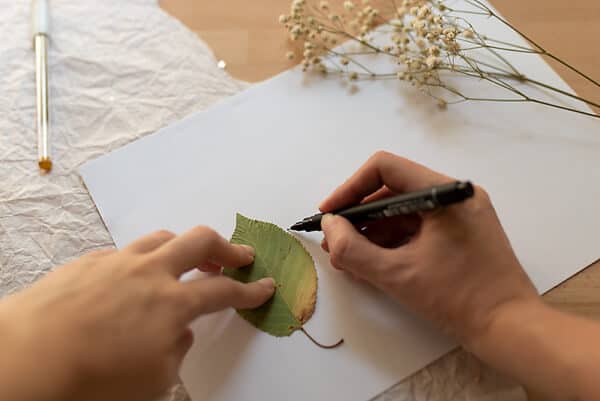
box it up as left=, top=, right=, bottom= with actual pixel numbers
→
left=159, top=0, right=600, bottom=396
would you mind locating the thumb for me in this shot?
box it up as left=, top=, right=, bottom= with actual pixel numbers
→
left=321, top=214, right=387, bottom=279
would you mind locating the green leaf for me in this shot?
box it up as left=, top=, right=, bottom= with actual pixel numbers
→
left=224, top=213, right=317, bottom=337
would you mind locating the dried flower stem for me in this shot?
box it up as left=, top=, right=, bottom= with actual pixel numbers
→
left=465, top=0, right=600, bottom=87
left=280, top=0, right=599, bottom=119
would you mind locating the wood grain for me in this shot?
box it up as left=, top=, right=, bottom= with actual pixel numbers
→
left=159, top=0, right=600, bottom=397
left=159, top=0, right=600, bottom=104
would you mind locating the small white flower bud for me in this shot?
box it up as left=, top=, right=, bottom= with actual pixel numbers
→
left=463, top=28, right=475, bottom=39
left=417, top=5, right=430, bottom=19
left=426, top=55, right=440, bottom=69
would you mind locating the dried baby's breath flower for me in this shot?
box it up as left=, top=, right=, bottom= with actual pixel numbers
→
left=463, top=28, right=475, bottom=38
left=425, top=55, right=441, bottom=69
left=286, top=51, right=295, bottom=60
left=279, top=0, right=600, bottom=119
left=428, top=45, right=440, bottom=56
left=445, top=41, right=461, bottom=54
left=417, top=5, right=430, bottom=19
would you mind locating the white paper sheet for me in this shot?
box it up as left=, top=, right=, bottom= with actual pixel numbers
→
left=80, top=3, right=600, bottom=401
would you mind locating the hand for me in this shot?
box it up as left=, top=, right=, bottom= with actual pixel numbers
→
left=0, top=227, right=274, bottom=401
left=319, top=151, right=540, bottom=346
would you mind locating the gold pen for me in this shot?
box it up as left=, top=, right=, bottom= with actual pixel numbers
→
left=32, top=0, right=52, bottom=172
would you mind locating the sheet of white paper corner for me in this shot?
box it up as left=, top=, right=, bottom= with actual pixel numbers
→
left=79, top=3, right=600, bottom=401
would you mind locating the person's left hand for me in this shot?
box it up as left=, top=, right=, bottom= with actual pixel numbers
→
left=0, top=226, right=274, bottom=401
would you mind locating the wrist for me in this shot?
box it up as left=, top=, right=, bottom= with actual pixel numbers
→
left=463, top=296, right=546, bottom=356
left=462, top=297, right=600, bottom=401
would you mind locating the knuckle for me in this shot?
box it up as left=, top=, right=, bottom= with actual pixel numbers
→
left=393, top=266, right=421, bottom=289
left=133, top=279, right=164, bottom=305
left=128, top=257, right=151, bottom=275
left=373, top=259, right=394, bottom=277
left=371, top=150, right=393, bottom=162
left=192, top=226, right=219, bottom=244
left=466, top=185, right=495, bottom=216
left=165, top=285, right=193, bottom=310
left=151, top=229, right=176, bottom=241
left=85, top=248, right=115, bottom=259
left=329, top=236, right=352, bottom=268
left=129, top=253, right=164, bottom=276
left=158, top=284, right=198, bottom=318
left=474, top=185, right=491, bottom=203
left=187, top=290, right=205, bottom=312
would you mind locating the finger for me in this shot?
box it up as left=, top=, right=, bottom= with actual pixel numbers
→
left=321, top=214, right=396, bottom=280
left=125, top=230, right=176, bottom=253
left=180, top=276, right=275, bottom=319
left=361, top=186, right=395, bottom=204
left=321, top=238, right=329, bottom=252
left=319, top=151, right=451, bottom=212
left=152, top=226, right=254, bottom=277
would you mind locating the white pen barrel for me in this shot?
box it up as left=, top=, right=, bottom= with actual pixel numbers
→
left=34, top=34, right=50, bottom=169
left=32, top=0, right=51, bottom=171
left=31, top=0, right=50, bottom=38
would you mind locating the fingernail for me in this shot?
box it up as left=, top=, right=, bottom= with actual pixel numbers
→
left=257, top=277, right=275, bottom=291
left=240, top=245, right=255, bottom=258
left=321, top=213, right=334, bottom=229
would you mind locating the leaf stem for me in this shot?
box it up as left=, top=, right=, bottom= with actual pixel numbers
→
left=300, top=328, right=344, bottom=349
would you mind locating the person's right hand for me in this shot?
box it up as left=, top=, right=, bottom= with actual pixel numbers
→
left=319, top=151, right=541, bottom=346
